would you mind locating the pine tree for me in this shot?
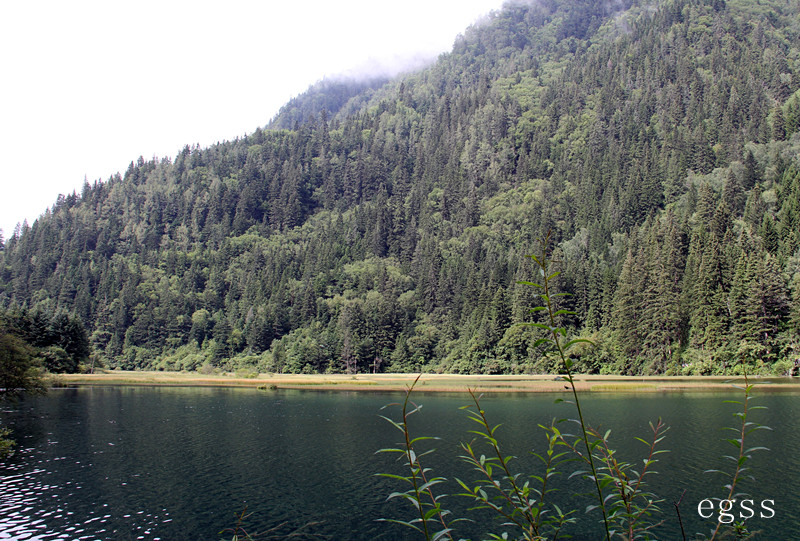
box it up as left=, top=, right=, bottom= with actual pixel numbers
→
left=772, top=106, right=787, bottom=141
left=641, top=213, right=686, bottom=372
left=742, top=149, right=760, bottom=190
left=612, top=237, right=647, bottom=372
left=687, top=224, right=730, bottom=361
left=729, top=238, right=790, bottom=364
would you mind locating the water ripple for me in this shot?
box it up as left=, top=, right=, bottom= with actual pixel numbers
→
left=2, top=387, right=799, bottom=540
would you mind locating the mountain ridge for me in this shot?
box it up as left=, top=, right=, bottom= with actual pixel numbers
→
left=1, top=0, right=799, bottom=375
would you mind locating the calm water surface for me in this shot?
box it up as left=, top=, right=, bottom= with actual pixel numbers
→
left=1, top=386, right=799, bottom=540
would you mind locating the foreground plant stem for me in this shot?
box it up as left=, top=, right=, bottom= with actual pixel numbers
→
left=464, top=388, right=540, bottom=538
left=523, top=232, right=611, bottom=540
left=709, top=373, right=766, bottom=541
left=377, top=374, right=455, bottom=541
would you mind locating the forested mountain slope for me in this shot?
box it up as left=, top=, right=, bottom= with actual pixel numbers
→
left=1, top=0, right=800, bottom=375
left=267, top=76, right=389, bottom=130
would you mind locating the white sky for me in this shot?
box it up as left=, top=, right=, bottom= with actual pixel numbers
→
left=0, top=0, right=506, bottom=238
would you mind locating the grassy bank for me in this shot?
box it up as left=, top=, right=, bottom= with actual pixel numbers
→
left=52, top=371, right=800, bottom=393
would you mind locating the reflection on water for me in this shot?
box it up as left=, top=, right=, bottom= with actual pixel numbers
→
left=1, top=387, right=799, bottom=540
left=1, top=459, right=169, bottom=539
left=1, top=447, right=171, bottom=540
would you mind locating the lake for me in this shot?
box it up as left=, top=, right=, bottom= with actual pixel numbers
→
left=1, top=386, right=799, bottom=540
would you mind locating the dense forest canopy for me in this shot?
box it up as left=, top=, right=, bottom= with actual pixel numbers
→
left=1, top=0, right=799, bottom=375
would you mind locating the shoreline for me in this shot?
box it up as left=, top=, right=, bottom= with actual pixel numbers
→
left=52, top=371, right=800, bottom=393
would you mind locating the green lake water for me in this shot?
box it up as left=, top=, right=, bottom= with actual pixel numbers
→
left=1, top=386, right=798, bottom=540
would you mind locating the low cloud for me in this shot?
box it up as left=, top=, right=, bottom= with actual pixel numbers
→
left=332, top=51, right=441, bottom=81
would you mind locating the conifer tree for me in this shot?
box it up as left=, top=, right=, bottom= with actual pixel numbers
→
left=612, top=237, right=646, bottom=372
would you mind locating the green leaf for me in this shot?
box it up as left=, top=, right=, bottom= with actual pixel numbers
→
left=410, top=436, right=441, bottom=445
left=376, top=473, right=415, bottom=483
left=376, top=518, right=423, bottom=533
left=377, top=415, right=405, bottom=432
left=431, top=529, right=455, bottom=541
left=423, top=507, right=440, bottom=520
left=375, top=448, right=407, bottom=455
left=564, top=338, right=596, bottom=349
